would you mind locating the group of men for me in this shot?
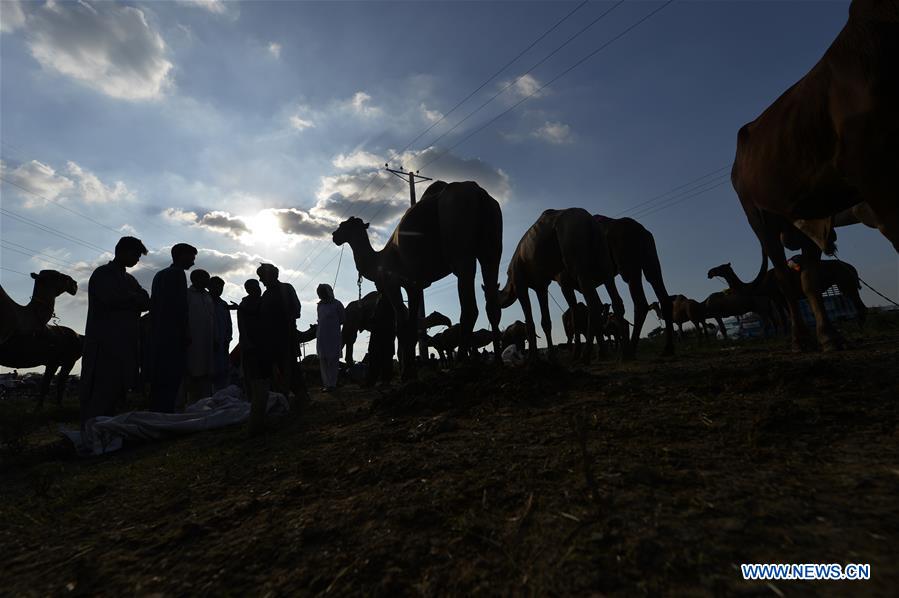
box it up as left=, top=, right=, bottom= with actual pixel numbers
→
left=79, top=236, right=306, bottom=436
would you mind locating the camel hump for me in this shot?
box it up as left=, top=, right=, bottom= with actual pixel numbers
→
left=421, top=180, right=448, bottom=199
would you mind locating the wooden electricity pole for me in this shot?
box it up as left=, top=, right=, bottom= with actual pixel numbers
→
left=386, top=164, right=432, bottom=360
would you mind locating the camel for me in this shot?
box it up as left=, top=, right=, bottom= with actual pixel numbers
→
left=423, top=311, right=451, bottom=330
left=708, top=259, right=866, bottom=328
left=500, top=320, right=531, bottom=352
left=702, top=291, right=775, bottom=339
left=498, top=208, right=615, bottom=362
left=0, top=325, right=83, bottom=408
left=593, top=216, right=675, bottom=357
left=562, top=302, right=613, bottom=356
left=333, top=180, right=503, bottom=379
left=730, top=0, right=898, bottom=352
left=342, top=291, right=382, bottom=364
left=0, top=270, right=78, bottom=345
left=470, top=328, right=495, bottom=352
left=650, top=295, right=719, bottom=341
left=428, top=324, right=461, bottom=366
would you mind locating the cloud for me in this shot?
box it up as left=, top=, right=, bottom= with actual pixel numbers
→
left=1, top=160, right=74, bottom=206
left=163, top=208, right=250, bottom=240
left=420, top=103, right=443, bottom=124
left=179, top=0, right=229, bottom=15
left=268, top=42, right=281, bottom=59
left=26, top=1, right=173, bottom=100
left=505, top=73, right=545, bottom=100
left=533, top=121, right=573, bottom=145
left=270, top=208, right=334, bottom=239
left=289, top=114, right=314, bottom=131
left=65, top=161, right=135, bottom=203
left=1, top=158, right=137, bottom=207
left=332, top=150, right=382, bottom=171
left=0, top=0, right=26, bottom=33
left=343, top=91, right=381, bottom=118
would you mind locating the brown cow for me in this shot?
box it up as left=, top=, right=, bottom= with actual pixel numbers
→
left=731, top=0, right=898, bottom=352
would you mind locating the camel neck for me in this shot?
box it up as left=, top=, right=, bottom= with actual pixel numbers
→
left=722, top=268, right=750, bottom=292
left=348, top=235, right=380, bottom=281
left=28, top=296, right=56, bottom=322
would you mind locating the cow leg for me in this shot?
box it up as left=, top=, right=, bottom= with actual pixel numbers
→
left=535, top=286, right=555, bottom=360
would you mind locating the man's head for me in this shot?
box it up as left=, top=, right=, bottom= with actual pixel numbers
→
left=244, top=279, right=261, bottom=298
left=316, top=283, right=334, bottom=302
left=171, top=243, right=198, bottom=270
left=114, top=236, right=148, bottom=268
left=190, top=269, right=210, bottom=289
left=256, top=263, right=279, bottom=287
left=208, top=276, right=225, bottom=298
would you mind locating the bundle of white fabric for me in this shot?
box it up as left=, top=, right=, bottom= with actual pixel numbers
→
left=62, top=385, right=289, bottom=455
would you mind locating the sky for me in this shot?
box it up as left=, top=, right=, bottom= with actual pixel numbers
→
left=1, top=0, right=897, bottom=373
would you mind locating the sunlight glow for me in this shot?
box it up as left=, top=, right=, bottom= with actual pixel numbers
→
left=243, top=210, right=288, bottom=246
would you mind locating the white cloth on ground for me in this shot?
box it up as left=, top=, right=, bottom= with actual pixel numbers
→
left=61, top=385, right=289, bottom=455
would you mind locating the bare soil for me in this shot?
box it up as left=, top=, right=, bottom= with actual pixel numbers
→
left=1, top=315, right=898, bottom=596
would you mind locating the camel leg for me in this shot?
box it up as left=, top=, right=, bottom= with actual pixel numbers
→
left=478, top=256, right=503, bottom=364
left=517, top=289, right=540, bottom=362
left=56, top=360, right=76, bottom=405
left=677, top=322, right=685, bottom=340
left=455, top=265, right=478, bottom=362
left=344, top=329, right=357, bottom=364
left=581, top=284, right=605, bottom=364
left=626, top=277, right=650, bottom=358
left=713, top=317, right=726, bottom=340
left=838, top=281, right=867, bottom=329
left=38, top=364, right=58, bottom=410
left=559, top=285, right=581, bottom=358
left=799, top=245, right=843, bottom=351
left=384, top=285, right=414, bottom=380
left=603, top=278, right=629, bottom=360
left=535, top=285, right=555, bottom=360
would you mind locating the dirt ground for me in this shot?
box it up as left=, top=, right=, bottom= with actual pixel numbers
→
left=1, top=314, right=897, bottom=596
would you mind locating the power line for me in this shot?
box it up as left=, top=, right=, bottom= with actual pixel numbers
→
left=629, top=177, right=729, bottom=220
left=421, top=0, right=625, bottom=153
left=613, top=164, right=730, bottom=217
left=1, top=207, right=109, bottom=253
left=0, top=266, right=30, bottom=278
left=1, top=175, right=125, bottom=235
left=0, top=242, right=80, bottom=270
left=420, top=0, right=676, bottom=174
left=286, top=2, right=608, bottom=287
left=401, top=0, right=596, bottom=154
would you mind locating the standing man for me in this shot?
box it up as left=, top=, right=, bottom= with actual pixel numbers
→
left=315, top=283, right=345, bottom=392
left=80, top=236, right=150, bottom=428
left=257, top=263, right=308, bottom=402
left=149, top=243, right=196, bottom=413
left=186, top=269, right=215, bottom=403
left=208, top=276, right=233, bottom=391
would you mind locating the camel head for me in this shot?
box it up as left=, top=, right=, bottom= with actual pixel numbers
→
left=425, top=311, right=451, bottom=329
left=332, top=217, right=369, bottom=247
left=707, top=263, right=731, bottom=280
left=31, top=270, right=78, bottom=297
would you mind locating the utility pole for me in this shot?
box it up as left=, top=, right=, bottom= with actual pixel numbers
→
left=386, top=163, right=432, bottom=361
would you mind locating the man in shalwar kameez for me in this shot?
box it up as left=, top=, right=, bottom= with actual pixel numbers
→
left=79, top=237, right=150, bottom=428
left=149, top=243, right=196, bottom=413
left=186, top=269, right=215, bottom=403
left=208, top=276, right=234, bottom=391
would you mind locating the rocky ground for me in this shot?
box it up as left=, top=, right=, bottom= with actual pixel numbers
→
left=1, top=313, right=897, bottom=596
